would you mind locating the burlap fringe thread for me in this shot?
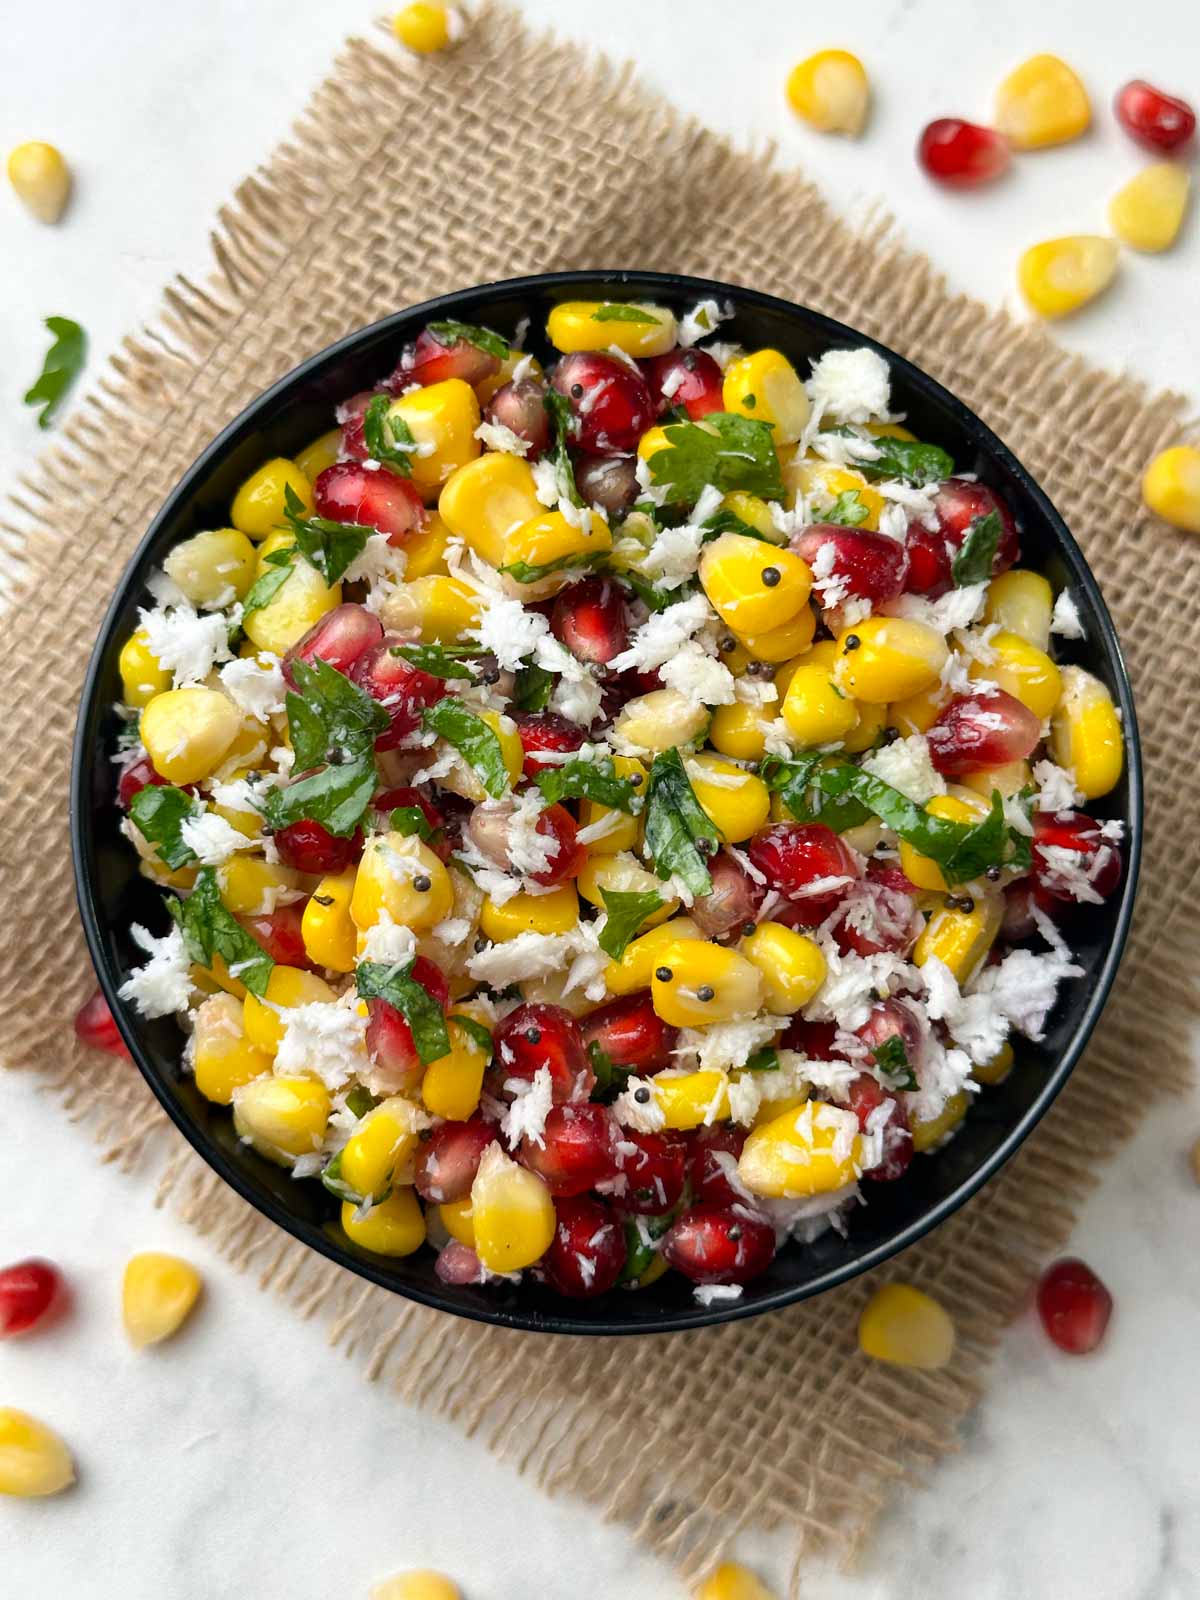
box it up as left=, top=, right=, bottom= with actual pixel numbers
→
left=2, top=7, right=1199, bottom=1585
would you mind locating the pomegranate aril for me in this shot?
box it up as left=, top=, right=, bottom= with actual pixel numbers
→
left=365, top=956, right=449, bottom=1093
left=395, top=327, right=502, bottom=390
left=482, top=378, right=551, bottom=455
left=550, top=352, right=654, bottom=456
left=613, top=1129, right=688, bottom=1215
left=641, top=349, right=724, bottom=420
left=846, top=1073, right=914, bottom=1182
left=434, top=1240, right=488, bottom=1285
left=903, top=522, right=953, bottom=598
left=833, top=877, right=921, bottom=958
left=414, top=1116, right=496, bottom=1203
left=491, top=1003, right=594, bottom=1103
left=1032, top=810, right=1122, bottom=904
left=688, top=1125, right=749, bottom=1207
left=918, top=118, right=1011, bottom=187
left=116, top=755, right=170, bottom=810
left=512, top=711, right=586, bottom=777
left=550, top=577, right=629, bottom=666
left=239, top=902, right=315, bottom=970
left=74, top=989, right=130, bottom=1058
left=927, top=688, right=1041, bottom=777
left=529, top=802, right=587, bottom=888
left=662, top=1204, right=775, bottom=1286
left=932, top=479, right=1020, bottom=574
left=689, top=849, right=765, bottom=939
left=580, top=990, right=679, bottom=1074
left=542, top=1195, right=626, bottom=1297
left=779, top=1016, right=843, bottom=1059
left=519, top=1104, right=616, bottom=1197
left=281, top=603, right=384, bottom=689
left=855, top=998, right=923, bottom=1065
left=791, top=524, right=908, bottom=606
left=573, top=454, right=639, bottom=516
left=1115, top=79, right=1196, bottom=153
left=746, top=823, right=861, bottom=923
left=337, top=389, right=382, bottom=462
left=313, top=462, right=426, bottom=546
left=0, top=1260, right=65, bottom=1338
left=353, top=636, right=447, bottom=749
left=1037, top=1257, right=1113, bottom=1354
left=372, top=785, right=448, bottom=856
left=1002, top=879, right=1041, bottom=940
left=272, top=818, right=360, bottom=875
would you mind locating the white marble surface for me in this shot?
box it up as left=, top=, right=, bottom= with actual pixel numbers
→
left=3, top=3, right=1200, bottom=1597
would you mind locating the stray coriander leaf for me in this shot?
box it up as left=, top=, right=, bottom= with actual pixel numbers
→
left=597, top=888, right=666, bottom=960
left=319, top=1151, right=366, bottom=1205
left=499, top=550, right=607, bottom=585
left=590, top=303, right=661, bottom=326
left=262, top=658, right=387, bottom=837
left=393, top=642, right=480, bottom=679
left=758, top=753, right=873, bottom=833
left=951, top=511, right=1002, bottom=588
left=421, top=698, right=510, bottom=799
left=24, top=315, right=86, bottom=429
left=281, top=483, right=372, bottom=587
left=357, top=959, right=450, bottom=1065
left=849, top=432, right=954, bottom=487
left=534, top=757, right=640, bottom=813
left=823, top=490, right=870, bottom=527
left=449, top=1014, right=493, bottom=1064
left=542, top=389, right=585, bottom=509
left=129, top=785, right=199, bottom=870
left=619, top=571, right=681, bottom=612
left=744, top=1047, right=780, bottom=1072
left=700, top=507, right=777, bottom=543
left=261, top=755, right=378, bottom=838
left=426, top=319, right=510, bottom=362
left=618, top=1210, right=673, bottom=1282
left=646, top=412, right=784, bottom=504
left=512, top=663, right=555, bottom=712
left=872, top=1035, right=918, bottom=1091
left=240, top=557, right=294, bottom=619
left=345, top=1085, right=379, bottom=1118
left=588, top=1039, right=630, bottom=1100
left=643, top=747, right=720, bottom=896
left=362, top=394, right=416, bottom=476
left=168, top=868, right=274, bottom=997
left=389, top=805, right=433, bottom=840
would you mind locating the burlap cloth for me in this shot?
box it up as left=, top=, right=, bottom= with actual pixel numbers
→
left=3, top=6, right=1198, bottom=1583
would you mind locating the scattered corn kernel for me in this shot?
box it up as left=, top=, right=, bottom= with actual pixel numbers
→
left=983, top=569, right=1053, bottom=652
left=546, top=300, right=678, bottom=358
left=995, top=54, right=1090, bottom=148
left=122, top=1252, right=202, bottom=1348
left=1109, top=163, right=1190, bottom=253
left=140, top=688, right=242, bottom=785
left=164, top=528, right=257, bottom=607
left=7, top=142, right=71, bottom=223
left=1018, top=236, right=1118, bottom=320
left=697, top=1561, right=777, bottom=1600
left=721, top=349, right=811, bottom=444
left=371, top=1571, right=461, bottom=1600
left=342, top=1189, right=426, bottom=1256
left=651, top=940, right=764, bottom=1027
left=910, top=1090, right=969, bottom=1152
left=738, top=1101, right=862, bottom=1197
left=858, top=1283, right=956, bottom=1369
left=471, top=1142, right=556, bottom=1272
left=393, top=3, right=460, bottom=53
left=118, top=629, right=171, bottom=709
left=1050, top=665, right=1123, bottom=799
left=232, top=1074, right=332, bottom=1163
left=613, top=687, right=710, bottom=753
left=1142, top=446, right=1200, bottom=534
left=834, top=617, right=948, bottom=703
left=0, top=1409, right=75, bottom=1497
left=786, top=50, right=870, bottom=136
left=740, top=923, right=827, bottom=1015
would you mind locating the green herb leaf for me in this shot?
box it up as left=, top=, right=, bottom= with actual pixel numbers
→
left=597, top=888, right=666, bottom=960
left=129, top=785, right=199, bottom=870
left=282, top=484, right=372, bottom=586
left=449, top=1014, right=493, bottom=1064
left=283, top=657, right=388, bottom=771
left=950, top=511, right=1002, bottom=588
left=319, top=1151, right=365, bottom=1205
left=588, top=1039, right=630, bottom=1101
left=345, top=1085, right=379, bottom=1118
left=362, top=394, right=416, bottom=477
left=24, top=316, right=86, bottom=429
left=542, top=389, right=585, bottom=509
left=357, top=960, right=451, bottom=1066
left=512, top=663, right=555, bottom=712
left=619, top=571, right=681, bottom=612
left=823, top=490, right=870, bottom=527
left=392, top=643, right=480, bottom=679
left=240, top=558, right=295, bottom=619
left=422, top=698, right=510, bottom=799
left=534, top=757, right=640, bottom=813
left=700, top=507, right=777, bottom=543
left=390, top=805, right=433, bottom=840
left=590, top=303, right=661, bottom=326
left=618, top=1210, right=674, bottom=1282
left=261, top=755, right=378, bottom=838
left=871, top=1035, right=918, bottom=1091
left=168, top=868, right=274, bottom=997
left=427, top=320, right=510, bottom=361
left=647, top=412, right=784, bottom=504
left=500, top=549, right=607, bottom=586
left=850, top=433, right=954, bottom=487
left=643, top=748, right=720, bottom=896
left=744, top=1047, right=780, bottom=1072
left=758, top=753, right=874, bottom=834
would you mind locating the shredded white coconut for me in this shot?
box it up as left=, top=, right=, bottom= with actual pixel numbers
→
left=118, top=924, right=194, bottom=1019
left=219, top=653, right=287, bottom=721
left=178, top=810, right=258, bottom=867
left=500, top=1065, right=555, bottom=1148
left=807, top=347, right=893, bottom=425
left=861, top=734, right=946, bottom=804
left=1051, top=589, right=1085, bottom=639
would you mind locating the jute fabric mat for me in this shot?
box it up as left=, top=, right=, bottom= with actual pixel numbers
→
left=2, top=7, right=1197, bottom=1582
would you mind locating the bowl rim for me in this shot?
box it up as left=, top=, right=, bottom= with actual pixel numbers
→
left=71, top=268, right=1143, bottom=1336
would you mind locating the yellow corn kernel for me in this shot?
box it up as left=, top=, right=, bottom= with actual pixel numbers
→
left=739, top=1100, right=862, bottom=1197
left=1018, top=236, right=1118, bottom=320
left=140, top=688, right=241, bottom=785
left=478, top=883, right=580, bottom=941
left=835, top=618, right=948, bottom=704
left=475, top=350, right=544, bottom=406
left=231, top=457, right=313, bottom=539
left=243, top=560, right=341, bottom=655
left=1142, top=445, right=1200, bottom=535
left=1050, top=665, right=1123, bottom=800
left=651, top=940, right=764, bottom=1027
left=913, top=892, right=1003, bottom=985
left=386, top=381, right=481, bottom=498
left=341, top=1188, right=426, bottom=1256
left=372, top=1573, right=461, bottom=1600
left=341, top=1097, right=427, bottom=1199
left=578, top=754, right=645, bottom=853
left=888, top=683, right=942, bottom=737
left=438, top=1197, right=476, bottom=1247
left=740, top=923, right=827, bottom=1015
left=858, top=1283, right=956, bottom=1369
left=781, top=660, right=859, bottom=747
left=721, top=492, right=778, bottom=539
left=402, top=510, right=453, bottom=578
left=613, top=687, right=710, bottom=753
left=707, top=701, right=770, bottom=762
left=8, top=141, right=71, bottom=223
left=546, top=300, right=678, bottom=358
left=840, top=697, right=888, bottom=756
left=646, top=1069, right=732, bottom=1130
left=973, top=1041, right=1014, bottom=1086
left=118, top=629, right=171, bottom=708
left=0, top=1410, right=75, bottom=1498
left=1110, top=163, right=1190, bottom=253
left=697, top=1561, right=777, bottom=1600
left=731, top=604, right=818, bottom=663
left=911, top=1090, right=970, bottom=1153
left=959, top=760, right=1032, bottom=801
left=783, top=457, right=885, bottom=531
left=378, top=573, right=480, bottom=642
left=242, top=966, right=336, bottom=1053
left=433, top=709, right=524, bottom=804
left=422, top=1018, right=489, bottom=1121
left=497, top=508, right=612, bottom=586
left=969, top=630, right=1061, bottom=718
left=867, top=421, right=916, bottom=443
left=983, top=569, right=1053, bottom=651
left=899, top=794, right=988, bottom=892
left=577, top=850, right=677, bottom=920
left=233, top=1074, right=331, bottom=1163
left=682, top=753, right=770, bottom=843
left=700, top=534, right=812, bottom=635
left=217, top=857, right=304, bottom=917
left=636, top=423, right=674, bottom=466
left=778, top=636, right=834, bottom=690
left=295, top=427, right=342, bottom=484
left=192, top=992, right=273, bottom=1104
left=786, top=49, right=870, bottom=136
left=163, top=528, right=257, bottom=607
left=255, top=527, right=296, bottom=566
left=472, top=1141, right=556, bottom=1271
left=393, top=2, right=458, bottom=53
left=300, top=869, right=357, bottom=973
left=351, top=832, right=455, bottom=934
left=210, top=777, right=266, bottom=840
left=121, top=1252, right=203, bottom=1349
left=996, top=54, right=1090, bottom=148
left=722, top=349, right=810, bottom=445
left=604, top=915, right=701, bottom=996
left=438, top=452, right=543, bottom=568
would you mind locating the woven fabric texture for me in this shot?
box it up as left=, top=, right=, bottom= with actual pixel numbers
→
left=1, top=7, right=1197, bottom=1580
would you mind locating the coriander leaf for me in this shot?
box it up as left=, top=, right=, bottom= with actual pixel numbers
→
left=647, top=412, right=784, bottom=504
left=449, top=1014, right=493, bottom=1064
left=362, top=394, right=416, bottom=476
left=512, top=663, right=555, bottom=712
left=951, top=511, right=1002, bottom=588
left=744, top=1047, right=780, bottom=1072
left=598, top=888, right=665, bottom=960
left=427, top=319, right=510, bottom=362
left=823, top=490, right=870, bottom=527
left=588, top=1039, right=630, bottom=1101
left=168, top=868, right=274, bottom=997
left=499, top=549, right=607, bottom=585
left=534, top=757, right=640, bottom=813
left=390, top=805, right=433, bottom=840
left=619, top=571, right=681, bottom=612
left=700, top=507, right=776, bottom=543
left=392, top=642, right=480, bottom=679
left=871, top=1035, right=918, bottom=1091
left=282, top=484, right=372, bottom=586
left=591, top=303, right=661, bottom=326
left=129, top=785, right=199, bottom=870
left=357, top=959, right=450, bottom=1065
left=285, top=656, right=388, bottom=769
left=319, top=1151, right=365, bottom=1205
left=261, top=754, right=378, bottom=838
left=542, top=389, right=584, bottom=508
left=422, top=698, right=510, bottom=799
left=24, top=316, right=86, bottom=429
left=850, top=433, right=954, bottom=487
left=758, top=754, right=873, bottom=833
left=643, top=747, right=720, bottom=896
left=618, top=1210, right=673, bottom=1282
left=240, top=558, right=294, bottom=619
left=345, top=1085, right=379, bottom=1118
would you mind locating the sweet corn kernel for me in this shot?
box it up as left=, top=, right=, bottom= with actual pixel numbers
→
left=913, top=893, right=1003, bottom=985
left=651, top=1069, right=732, bottom=1130
left=301, top=868, right=357, bottom=973
left=498, top=510, right=613, bottom=593
left=243, top=560, right=341, bottom=655
left=685, top=753, right=770, bottom=842
left=738, top=1100, right=862, bottom=1197
left=0, top=1409, right=75, bottom=1497
left=386, top=380, right=481, bottom=498
left=613, top=687, right=710, bottom=753
left=781, top=660, right=859, bottom=747
left=231, top=458, right=313, bottom=539
left=983, top=569, right=1053, bottom=651
left=478, top=883, right=580, bottom=941
left=697, top=1561, right=777, bottom=1600
left=888, top=682, right=942, bottom=737
left=1142, top=446, right=1200, bottom=534
left=840, top=697, right=888, bottom=755
left=164, top=528, right=257, bottom=607
left=378, top=573, right=480, bottom=642
left=243, top=966, right=336, bottom=1055
left=910, top=1090, right=970, bottom=1153
left=295, top=427, right=342, bottom=484
left=866, top=421, right=917, bottom=442
left=783, top=457, right=884, bottom=530
left=651, top=940, right=764, bottom=1027
left=233, top=1074, right=331, bottom=1163
left=730, top=605, right=817, bottom=663
left=579, top=754, right=645, bottom=853
left=858, top=1283, right=956, bottom=1368
left=995, top=54, right=1090, bottom=148
left=700, top=534, right=812, bottom=635
left=972, top=1041, right=1014, bottom=1086
left=835, top=618, right=948, bottom=703
left=192, top=992, right=273, bottom=1104
left=433, top=709, right=524, bottom=804
left=422, top=1019, right=489, bottom=1121
left=403, top=510, right=454, bottom=578
left=140, top=688, right=242, bottom=785
left=707, top=701, right=770, bottom=762
left=1109, top=163, right=1191, bottom=253
left=122, top=1252, right=202, bottom=1348
left=217, top=856, right=304, bottom=916
left=119, top=629, right=171, bottom=709
left=740, top=923, right=827, bottom=1015
left=721, top=349, right=811, bottom=444
left=786, top=50, right=870, bottom=136
left=959, top=759, right=1032, bottom=801
left=192, top=952, right=246, bottom=1000
left=341, top=1097, right=427, bottom=1199
left=341, top=1189, right=426, bottom=1256
left=439, top=452, right=543, bottom=567
left=1018, top=236, right=1118, bottom=319
left=471, top=1142, right=556, bottom=1271
left=546, top=300, right=678, bottom=358
left=352, top=832, right=455, bottom=933
left=7, top=142, right=71, bottom=223
left=438, top=1197, right=476, bottom=1247
left=393, top=3, right=459, bottom=53
left=899, top=794, right=989, bottom=892
left=371, top=1570, right=461, bottom=1600
left=577, top=850, right=677, bottom=920
left=1050, top=665, right=1123, bottom=799
left=604, top=916, right=701, bottom=996
left=968, top=630, right=1061, bottom=718
left=721, top=492, right=778, bottom=539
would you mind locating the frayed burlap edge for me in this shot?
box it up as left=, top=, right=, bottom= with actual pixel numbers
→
left=3, top=6, right=1199, bottom=1586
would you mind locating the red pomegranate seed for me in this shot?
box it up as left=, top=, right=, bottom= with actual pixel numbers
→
left=903, top=522, right=953, bottom=598
left=689, top=849, right=765, bottom=940
left=519, top=1104, right=617, bottom=1197
left=272, top=818, right=360, bottom=876
left=73, top=989, right=130, bottom=1058
left=483, top=379, right=551, bottom=455
left=550, top=577, right=630, bottom=665
left=574, top=454, right=639, bottom=516
left=846, top=1074, right=913, bottom=1182
left=372, top=785, right=448, bottom=857
left=416, top=1118, right=498, bottom=1204
left=580, top=991, right=679, bottom=1074
left=1115, top=79, right=1196, bottom=153
left=0, top=1259, right=65, bottom=1338
left=662, top=1204, right=775, bottom=1286
left=393, top=326, right=502, bottom=390
left=1001, top=879, right=1041, bottom=941
left=434, top=1240, right=488, bottom=1285
left=491, top=1003, right=594, bottom=1103
left=641, top=349, right=724, bottom=420
left=832, top=875, right=921, bottom=958
left=512, top=711, right=586, bottom=777
left=779, top=1017, right=843, bottom=1059
left=239, top=902, right=316, bottom=970
left=365, top=956, right=449, bottom=1093
left=927, top=688, right=1041, bottom=777
left=791, top=524, right=908, bottom=606
left=855, top=997, right=923, bottom=1064
left=1037, top=1257, right=1113, bottom=1354
left=613, top=1129, right=688, bottom=1215
left=527, top=802, right=587, bottom=888
left=551, top=352, right=654, bottom=455
left=1032, top=811, right=1122, bottom=905
left=543, top=1195, right=627, bottom=1297
left=937, top=480, right=1019, bottom=573
left=688, top=1125, right=749, bottom=1207
left=116, top=754, right=172, bottom=810
left=281, top=603, right=383, bottom=690
left=352, top=635, right=447, bottom=749
left=746, top=823, right=862, bottom=923
left=313, top=462, right=426, bottom=546
left=918, top=118, right=1011, bottom=187
left=337, top=389, right=383, bottom=462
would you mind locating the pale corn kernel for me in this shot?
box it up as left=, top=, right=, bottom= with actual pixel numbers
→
left=122, top=1252, right=203, bottom=1348
left=371, top=1571, right=461, bottom=1600
left=393, top=3, right=460, bottom=54
left=983, top=569, right=1053, bottom=652
left=140, top=688, right=242, bottom=785
left=378, top=573, right=480, bottom=642
left=232, top=1074, right=331, bottom=1164
left=738, top=1101, right=862, bottom=1198
left=786, top=50, right=870, bottom=136
left=1018, top=236, right=1118, bottom=320
left=858, top=1282, right=956, bottom=1369
left=1109, top=163, right=1190, bottom=253
left=7, top=141, right=71, bottom=222
left=0, top=1409, right=75, bottom=1497
left=163, top=528, right=257, bottom=607
left=697, top=1561, right=777, bottom=1600
left=118, top=630, right=171, bottom=709
left=242, top=560, right=341, bottom=655
left=1142, top=445, right=1200, bottom=535
left=613, top=688, right=709, bottom=753
left=470, top=1142, right=556, bottom=1272
left=995, top=54, right=1090, bottom=148
left=342, top=1189, right=426, bottom=1256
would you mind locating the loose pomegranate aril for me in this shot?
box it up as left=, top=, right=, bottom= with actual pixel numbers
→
left=580, top=990, right=679, bottom=1074
left=927, top=688, right=1041, bottom=777
left=1031, top=811, right=1122, bottom=904
left=688, top=1125, right=749, bottom=1208
left=1037, top=1257, right=1113, bottom=1354
left=791, top=524, right=908, bottom=606
left=434, top=1240, right=488, bottom=1285
left=116, top=754, right=170, bottom=810
left=528, top=802, right=587, bottom=888
left=337, top=389, right=383, bottom=462
left=932, top=479, right=1020, bottom=574
left=846, top=1074, right=913, bottom=1182
left=663, top=1204, right=775, bottom=1286
left=372, top=785, right=448, bottom=857
left=550, top=577, right=629, bottom=666
left=491, top=1003, right=594, bottom=1103
left=779, top=1016, right=843, bottom=1059
left=519, top=1104, right=617, bottom=1197
left=394, top=327, right=502, bottom=390
left=574, top=454, right=639, bottom=516
left=613, top=1129, right=688, bottom=1215
left=482, top=378, right=551, bottom=455
left=903, top=522, right=953, bottom=598
left=73, top=988, right=130, bottom=1058
left=641, top=349, right=724, bottom=420
left=0, top=1259, right=65, bottom=1338
left=1115, top=79, right=1196, bottom=153
left=281, top=603, right=384, bottom=690
left=542, top=1195, right=627, bottom=1297
left=832, top=875, right=921, bottom=958
left=365, top=956, right=449, bottom=1093
left=352, top=635, right=447, bottom=749
left=746, top=823, right=862, bottom=923
left=512, top=711, right=586, bottom=777
left=415, top=1116, right=497, bottom=1204
left=313, top=462, right=426, bottom=547
left=272, top=818, right=361, bottom=875
left=918, top=118, right=1011, bottom=187
left=551, top=352, right=654, bottom=456
left=239, top=902, right=316, bottom=970
left=856, top=997, right=923, bottom=1064
left=689, top=849, right=765, bottom=939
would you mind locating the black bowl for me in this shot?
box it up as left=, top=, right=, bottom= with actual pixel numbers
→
left=72, top=271, right=1142, bottom=1335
